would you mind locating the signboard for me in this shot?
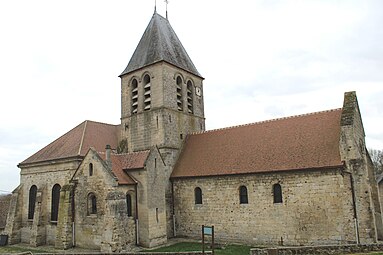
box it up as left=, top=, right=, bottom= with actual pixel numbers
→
left=203, top=226, right=213, bottom=235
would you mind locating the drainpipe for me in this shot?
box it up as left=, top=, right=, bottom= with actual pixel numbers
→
left=71, top=180, right=78, bottom=247
left=134, top=183, right=139, bottom=245
left=171, top=180, right=176, bottom=237
left=345, top=170, right=360, bottom=244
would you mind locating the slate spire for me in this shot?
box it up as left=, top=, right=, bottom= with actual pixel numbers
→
left=120, top=13, right=202, bottom=78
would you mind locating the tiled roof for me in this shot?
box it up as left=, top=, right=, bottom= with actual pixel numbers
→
left=120, top=13, right=202, bottom=78
left=20, top=121, right=119, bottom=165
left=99, top=151, right=150, bottom=185
left=172, top=109, right=343, bottom=178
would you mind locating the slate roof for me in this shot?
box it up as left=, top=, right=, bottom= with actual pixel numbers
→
left=99, top=151, right=150, bottom=185
left=20, top=121, right=119, bottom=165
left=171, top=109, right=343, bottom=178
left=120, top=12, right=202, bottom=78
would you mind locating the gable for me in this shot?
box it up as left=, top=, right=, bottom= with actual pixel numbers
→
left=172, top=109, right=343, bottom=178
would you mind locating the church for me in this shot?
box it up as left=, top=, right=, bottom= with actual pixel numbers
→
left=3, top=11, right=383, bottom=252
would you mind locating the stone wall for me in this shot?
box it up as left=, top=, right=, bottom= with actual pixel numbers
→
left=173, top=168, right=357, bottom=246
left=6, top=159, right=80, bottom=246
left=33, top=252, right=211, bottom=255
left=251, top=244, right=383, bottom=255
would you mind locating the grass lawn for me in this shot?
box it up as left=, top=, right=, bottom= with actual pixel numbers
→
left=142, top=242, right=252, bottom=255
left=0, top=245, right=51, bottom=253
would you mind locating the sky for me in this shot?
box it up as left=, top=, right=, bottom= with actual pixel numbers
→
left=0, top=0, right=382, bottom=193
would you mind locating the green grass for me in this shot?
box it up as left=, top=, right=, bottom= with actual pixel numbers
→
left=142, top=242, right=252, bottom=255
left=0, top=245, right=51, bottom=253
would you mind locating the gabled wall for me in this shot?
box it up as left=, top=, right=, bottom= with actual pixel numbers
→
left=339, top=91, right=383, bottom=243
left=70, top=149, right=136, bottom=251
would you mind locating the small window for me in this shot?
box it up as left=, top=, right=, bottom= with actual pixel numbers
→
left=239, top=185, right=248, bottom=204
left=88, top=193, right=97, bottom=215
left=126, top=194, right=132, bottom=217
left=194, top=187, right=202, bottom=204
left=273, top=183, right=283, bottom=204
left=89, top=163, right=93, bottom=176
left=28, top=185, right=37, bottom=220
left=51, top=184, right=61, bottom=221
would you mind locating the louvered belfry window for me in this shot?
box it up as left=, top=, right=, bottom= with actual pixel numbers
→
left=186, top=81, right=193, bottom=114
left=176, top=76, right=183, bottom=111
left=143, top=75, right=151, bottom=111
left=131, top=79, right=138, bottom=114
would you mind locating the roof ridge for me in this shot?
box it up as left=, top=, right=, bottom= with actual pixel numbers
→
left=77, top=120, right=88, bottom=155
left=189, top=108, right=342, bottom=136
left=84, top=120, right=120, bottom=126
left=98, top=150, right=151, bottom=156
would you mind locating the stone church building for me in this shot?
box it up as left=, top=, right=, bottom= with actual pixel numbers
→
left=3, top=11, right=383, bottom=252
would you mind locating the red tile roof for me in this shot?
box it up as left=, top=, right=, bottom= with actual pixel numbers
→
left=171, top=109, right=343, bottom=178
left=99, top=151, right=150, bottom=185
left=20, top=121, right=119, bottom=165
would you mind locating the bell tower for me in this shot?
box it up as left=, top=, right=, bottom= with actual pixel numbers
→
left=119, top=12, right=205, bottom=154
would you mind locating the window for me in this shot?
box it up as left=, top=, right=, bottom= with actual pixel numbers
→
left=51, top=184, right=61, bottom=221
left=126, top=194, right=132, bottom=217
left=88, top=193, right=97, bottom=215
left=239, top=185, right=248, bottom=204
left=143, top=75, right=151, bottom=111
left=89, top=163, right=93, bottom=176
left=186, top=81, right=193, bottom=114
left=28, top=185, right=37, bottom=220
left=176, top=76, right=183, bottom=111
left=273, top=183, right=283, bottom=203
left=131, top=78, right=138, bottom=114
left=194, top=187, right=202, bottom=204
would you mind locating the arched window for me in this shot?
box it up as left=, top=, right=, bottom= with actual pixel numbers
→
left=194, top=187, right=202, bottom=204
left=143, top=75, right=151, bottom=111
left=176, top=76, right=183, bottom=111
left=131, top=78, right=138, bottom=114
left=89, top=163, right=93, bottom=176
left=126, top=194, right=132, bottom=217
left=28, top=185, right=37, bottom=220
left=51, top=184, right=61, bottom=221
left=239, top=185, right=248, bottom=204
left=273, top=183, right=283, bottom=204
left=186, top=81, right=193, bottom=114
left=88, top=193, right=97, bottom=215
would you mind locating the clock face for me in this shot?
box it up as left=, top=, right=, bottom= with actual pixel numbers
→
left=195, top=87, right=202, bottom=96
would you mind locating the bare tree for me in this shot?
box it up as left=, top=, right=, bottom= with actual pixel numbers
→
left=368, top=148, right=383, bottom=177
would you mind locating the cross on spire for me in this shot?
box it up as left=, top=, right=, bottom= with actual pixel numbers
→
left=165, top=0, right=169, bottom=19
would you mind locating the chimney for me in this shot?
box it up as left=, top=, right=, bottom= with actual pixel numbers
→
left=105, top=145, right=112, bottom=168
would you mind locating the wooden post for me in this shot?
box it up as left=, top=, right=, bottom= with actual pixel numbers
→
left=212, top=226, right=215, bottom=255
left=202, top=225, right=205, bottom=254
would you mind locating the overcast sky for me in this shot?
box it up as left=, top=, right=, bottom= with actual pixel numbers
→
left=1, top=0, right=382, bottom=193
